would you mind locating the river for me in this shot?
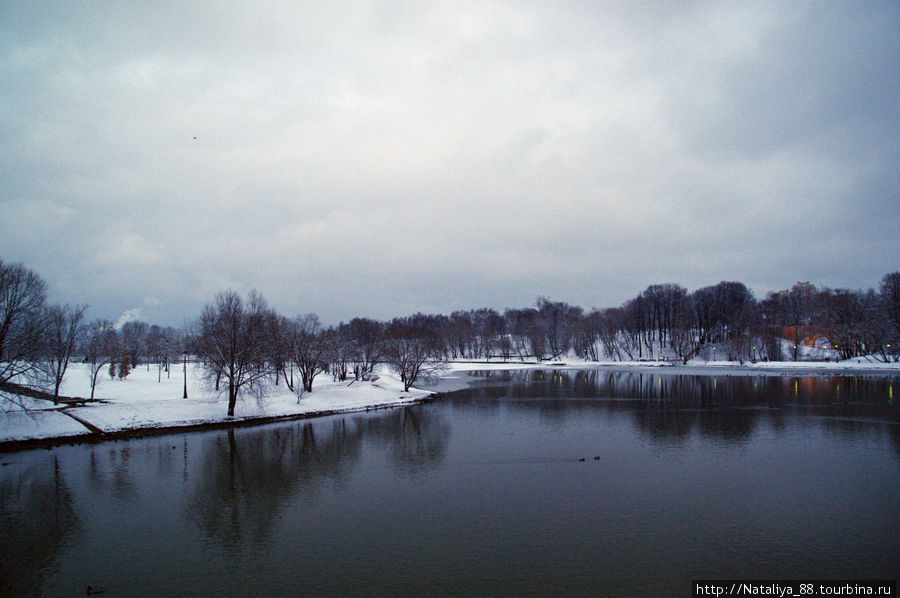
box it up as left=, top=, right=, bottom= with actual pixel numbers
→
left=2, top=369, right=897, bottom=596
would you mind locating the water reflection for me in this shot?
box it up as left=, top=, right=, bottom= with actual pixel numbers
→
left=0, top=455, right=80, bottom=597
left=190, top=419, right=366, bottom=554
left=467, top=369, right=897, bottom=403
left=362, top=407, right=451, bottom=476
left=462, top=369, right=899, bottom=449
left=88, top=445, right=139, bottom=501
left=190, top=406, right=450, bottom=553
left=1, top=370, right=897, bottom=597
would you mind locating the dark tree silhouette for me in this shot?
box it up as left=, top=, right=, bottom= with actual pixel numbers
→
left=195, top=290, right=274, bottom=416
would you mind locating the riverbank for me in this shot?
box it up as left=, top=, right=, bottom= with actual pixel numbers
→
left=0, top=363, right=450, bottom=451
left=448, top=357, right=900, bottom=377
left=2, top=358, right=898, bottom=451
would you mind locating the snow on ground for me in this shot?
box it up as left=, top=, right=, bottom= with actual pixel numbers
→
left=1, top=362, right=432, bottom=445
left=1, top=357, right=898, bottom=446
left=0, top=410, right=93, bottom=442
left=446, top=357, right=900, bottom=373
left=696, top=359, right=900, bottom=372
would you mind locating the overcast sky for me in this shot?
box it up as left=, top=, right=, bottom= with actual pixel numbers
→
left=1, top=1, right=898, bottom=327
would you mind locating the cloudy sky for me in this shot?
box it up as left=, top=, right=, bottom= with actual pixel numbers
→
left=1, top=1, right=898, bottom=326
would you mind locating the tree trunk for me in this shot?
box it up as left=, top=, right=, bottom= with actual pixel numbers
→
left=90, top=365, right=102, bottom=400
left=227, top=380, right=237, bottom=416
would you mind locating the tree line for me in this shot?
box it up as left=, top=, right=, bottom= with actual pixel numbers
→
left=1, top=256, right=898, bottom=415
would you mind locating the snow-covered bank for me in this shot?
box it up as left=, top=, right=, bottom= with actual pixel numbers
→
left=445, top=357, right=900, bottom=376
left=0, top=362, right=435, bottom=447
left=2, top=357, right=898, bottom=449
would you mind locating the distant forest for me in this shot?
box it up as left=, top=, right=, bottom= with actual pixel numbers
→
left=2, top=256, right=898, bottom=412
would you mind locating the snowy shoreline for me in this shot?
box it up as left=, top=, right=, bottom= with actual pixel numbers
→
left=1, top=359, right=898, bottom=451
left=449, top=358, right=900, bottom=376
left=0, top=362, right=445, bottom=451
left=0, top=393, right=445, bottom=452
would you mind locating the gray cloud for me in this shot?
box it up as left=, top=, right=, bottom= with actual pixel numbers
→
left=1, top=1, right=898, bottom=325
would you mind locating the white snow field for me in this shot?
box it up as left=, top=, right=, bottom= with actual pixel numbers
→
left=0, top=362, right=437, bottom=444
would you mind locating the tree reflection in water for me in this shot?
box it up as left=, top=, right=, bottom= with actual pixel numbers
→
left=88, top=445, right=138, bottom=501
left=0, top=455, right=80, bottom=597
left=190, top=419, right=365, bottom=554
left=459, top=368, right=898, bottom=447
left=190, top=406, right=450, bottom=553
left=0, top=370, right=896, bottom=596
left=362, top=407, right=450, bottom=476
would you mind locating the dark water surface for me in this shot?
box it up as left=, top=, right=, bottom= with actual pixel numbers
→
left=2, top=370, right=898, bottom=597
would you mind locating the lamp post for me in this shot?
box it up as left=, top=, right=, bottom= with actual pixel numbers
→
left=183, top=351, right=188, bottom=399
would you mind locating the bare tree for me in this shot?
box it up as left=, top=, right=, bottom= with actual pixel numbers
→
left=880, top=272, right=900, bottom=339
left=572, top=310, right=602, bottom=361
left=288, top=313, right=334, bottom=394
left=146, top=324, right=168, bottom=381
left=820, top=288, right=887, bottom=360
left=329, top=325, right=352, bottom=381
left=346, top=317, right=384, bottom=377
left=42, top=303, right=87, bottom=400
left=120, top=320, right=149, bottom=369
left=595, top=307, right=625, bottom=361
left=669, top=298, right=698, bottom=364
left=468, top=308, right=503, bottom=360
left=536, top=297, right=581, bottom=360
left=503, top=308, right=536, bottom=361
left=691, top=281, right=756, bottom=362
left=506, top=307, right=545, bottom=361
left=859, top=289, right=893, bottom=362
left=446, top=311, right=474, bottom=359
left=84, top=319, right=119, bottom=399
left=620, top=297, right=647, bottom=359
left=269, top=314, right=296, bottom=391
left=0, top=259, right=48, bottom=387
left=640, top=283, right=688, bottom=354
left=195, top=290, right=274, bottom=416
left=383, top=318, right=442, bottom=392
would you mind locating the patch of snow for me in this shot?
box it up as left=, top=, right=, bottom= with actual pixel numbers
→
left=0, top=409, right=92, bottom=441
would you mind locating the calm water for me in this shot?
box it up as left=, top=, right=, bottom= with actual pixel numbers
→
left=2, top=370, right=898, bottom=597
